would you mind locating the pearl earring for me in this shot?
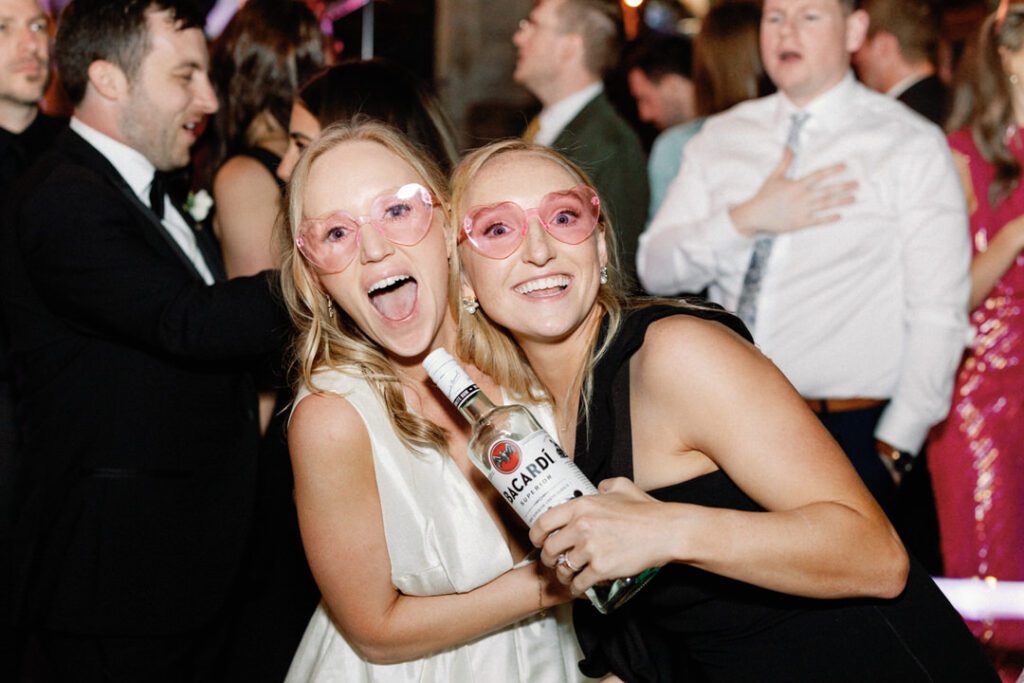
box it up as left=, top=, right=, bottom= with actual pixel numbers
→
left=462, top=298, right=479, bottom=315
left=599, top=266, right=609, bottom=285
left=1011, top=73, right=1020, bottom=85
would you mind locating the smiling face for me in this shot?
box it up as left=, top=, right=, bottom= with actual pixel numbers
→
left=760, top=0, right=867, bottom=107
left=301, top=139, right=451, bottom=360
left=458, top=151, right=607, bottom=349
left=277, top=100, right=319, bottom=182
left=118, top=8, right=217, bottom=171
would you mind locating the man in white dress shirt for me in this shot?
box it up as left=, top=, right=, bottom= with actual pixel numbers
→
left=636, top=0, right=970, bottom=510
left=513, top=0, right=648, bottom=286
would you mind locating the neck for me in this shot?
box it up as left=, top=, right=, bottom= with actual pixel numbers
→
left=536, top=73, right=599, bottom=109
left=0, top=99, right=40, bottom=135
left=516, top=305, right=604, bottom=427
left=390, top=317, right=459, bottom=386
left=883, top=61, right=933, bottom=94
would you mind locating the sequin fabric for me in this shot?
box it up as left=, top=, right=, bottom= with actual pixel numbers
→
left=929, top=129, right=1024, bottom=680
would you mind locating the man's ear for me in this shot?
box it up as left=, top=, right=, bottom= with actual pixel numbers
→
left=87, top=60, right=129, bottom=101
left=845, top=9, right=870, bottom=54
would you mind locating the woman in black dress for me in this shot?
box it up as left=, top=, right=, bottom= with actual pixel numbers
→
left=449, top=139, right=997, bottom=682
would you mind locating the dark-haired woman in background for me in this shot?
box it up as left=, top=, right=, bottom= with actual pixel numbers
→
left=930, top=4, right=1024, bottom=679
left=207, top=0, right=325, bottom=278
left=276, top=57, right=460, bottom=183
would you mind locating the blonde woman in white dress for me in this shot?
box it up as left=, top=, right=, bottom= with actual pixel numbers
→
left=278, top=121, right=590, bottom=682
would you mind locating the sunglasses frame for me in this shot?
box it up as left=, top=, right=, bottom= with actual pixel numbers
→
left=459, top=184, right=601, bottom=260
left=296, top=182, right=435, bottom=274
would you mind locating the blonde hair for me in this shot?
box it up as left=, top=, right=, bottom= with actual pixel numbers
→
left=448, top=140, right=626, bottom=420
left=280, top=119, right=452, bottom=455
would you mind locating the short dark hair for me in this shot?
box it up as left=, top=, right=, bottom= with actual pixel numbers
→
left=209, top=0, right=325, bottom=168
left=55, top=0, right=205, bottom=105
left=861, top=0, right=940, bottom=64
left=628, top=34, right=694, bottom=83
left=297, top=59, right=460, bottom=173
left=555, top=0, right=624, bottom=78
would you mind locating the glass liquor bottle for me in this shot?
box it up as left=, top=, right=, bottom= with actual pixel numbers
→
left=423, top=348, right=658, bottom=614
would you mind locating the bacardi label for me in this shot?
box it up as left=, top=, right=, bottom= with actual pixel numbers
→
left=485, top=429, right=598, bottom=527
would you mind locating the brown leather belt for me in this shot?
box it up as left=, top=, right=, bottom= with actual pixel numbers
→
left=804, top=397, right=886, bottom=414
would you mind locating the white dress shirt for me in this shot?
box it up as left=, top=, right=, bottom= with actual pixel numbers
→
left=70, top=117, right=215, bottom=285
left=533, top=81, right=604, bottom=147
left=636, top=73, right=970, bottom=452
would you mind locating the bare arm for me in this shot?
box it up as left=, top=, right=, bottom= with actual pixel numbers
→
left=212, top=155, right=282, bottom=278
left=969, top=217, right=1024, bottom=309
left=290, top=393, right=568, bottom=665
left=532, top=316, right=907, bottom=601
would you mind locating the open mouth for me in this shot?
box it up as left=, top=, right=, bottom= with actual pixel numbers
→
left=368, top=274, right=418, bottom=321
left=779, top=50, right=802, bottom=63
left=514, top=274, right=570, bottom=297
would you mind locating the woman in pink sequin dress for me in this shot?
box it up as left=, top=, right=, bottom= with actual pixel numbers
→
left=930, top=4, right=1024, bottom=680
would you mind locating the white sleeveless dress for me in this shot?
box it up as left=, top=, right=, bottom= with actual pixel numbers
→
left=285, top=368, right=590, bottom=682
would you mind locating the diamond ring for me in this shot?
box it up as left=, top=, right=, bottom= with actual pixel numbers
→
left=556, top=552, right=580, bottom=573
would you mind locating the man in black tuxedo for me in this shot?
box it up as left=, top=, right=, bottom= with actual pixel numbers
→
left=853, top=0, right=949, bottom=126
left=0, top=1, right=288, bottom=679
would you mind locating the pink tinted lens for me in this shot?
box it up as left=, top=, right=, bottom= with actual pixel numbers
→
left=537, top=186, right=600, bottom=244
left=297, top=183, right=434, bottom=273
left=463, top=185, right=600, bottom=259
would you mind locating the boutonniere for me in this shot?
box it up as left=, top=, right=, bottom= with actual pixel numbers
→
left=184, top=189, right=213, bottom=224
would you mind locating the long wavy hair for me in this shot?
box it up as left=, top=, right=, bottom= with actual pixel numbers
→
left=448, top=140, right=624, bottom=423
left=449, top=141, right=722, bottom=430
left=280, top=120, right=452, bottom=455
left=948, top=4, right=1024, bottom=207
left=693, top=1, right=773, bottom=117
left=205, top=0, right=325, bottom=182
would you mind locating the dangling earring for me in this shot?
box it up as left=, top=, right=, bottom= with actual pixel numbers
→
left=326, top=294, right=335, bottom=321
left=461, top=297, right=479, bottom=315
left=599, top=266, right=609, bottom=285
left=1011, top=73, right=1020, bottom=85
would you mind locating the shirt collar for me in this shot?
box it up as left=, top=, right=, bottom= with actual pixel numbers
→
left=773, top=70, right=858, bottom=135
left=886, top=73, right=927, bottom=99
left=536, top=81, right=604, bottom=145
left=70, top=116, right=156, bottom=198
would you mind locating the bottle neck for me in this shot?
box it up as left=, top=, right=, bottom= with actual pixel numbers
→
left=457, top=387, right=496, bottom=424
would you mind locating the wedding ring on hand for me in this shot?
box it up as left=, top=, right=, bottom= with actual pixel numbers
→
left=557, top=552, right=580, bottom=573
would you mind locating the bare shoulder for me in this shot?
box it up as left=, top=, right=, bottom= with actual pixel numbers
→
left=289, top=391, right=371, bottom=472
left=636, top=313, right=760, bottom=375
left=213, top=155, right=281, bottom=203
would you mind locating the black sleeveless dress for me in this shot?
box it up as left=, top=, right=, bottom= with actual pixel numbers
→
left=570, top=304, right=996, bottom=682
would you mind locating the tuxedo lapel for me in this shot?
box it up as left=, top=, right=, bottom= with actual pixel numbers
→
left=60, top=130, right=218, bottom=283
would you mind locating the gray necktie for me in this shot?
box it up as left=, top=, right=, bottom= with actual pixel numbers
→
left=734, top=112, right=810, bottom=330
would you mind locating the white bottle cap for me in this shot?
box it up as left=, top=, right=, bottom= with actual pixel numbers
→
left=423, top=348, right=478, bottom=407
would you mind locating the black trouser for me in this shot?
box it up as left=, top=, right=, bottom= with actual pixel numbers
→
left=814, top=404, right=942, bottom=574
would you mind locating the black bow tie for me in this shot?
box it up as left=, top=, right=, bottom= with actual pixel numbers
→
left=148, top=170, right=168, bottom=220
